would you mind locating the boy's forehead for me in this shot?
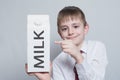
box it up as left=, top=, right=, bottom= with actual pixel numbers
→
left=59, top=16, right=82, bottom=25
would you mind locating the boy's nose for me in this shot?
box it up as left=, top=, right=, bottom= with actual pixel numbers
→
left=68, top=29, right=74, bottom=36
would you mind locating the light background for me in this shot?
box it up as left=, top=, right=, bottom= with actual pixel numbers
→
left=0, top=0, right=120, bottom=80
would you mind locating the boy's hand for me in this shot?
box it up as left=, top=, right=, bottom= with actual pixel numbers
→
left=25, top=63, right=52, bottom=80
left=55, top=40, right=84, bottom=64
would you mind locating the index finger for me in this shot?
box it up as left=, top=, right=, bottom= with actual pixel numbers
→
left=54, top=41, right=63, bottom=44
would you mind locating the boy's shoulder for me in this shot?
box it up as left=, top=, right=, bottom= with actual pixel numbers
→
left=85, top=40, right=106, bottom=52
left=86, top=40, right=105, bottom=46
left=53, top=51, right=67, bottom=60
left=53, top=51, right=70, bottom=64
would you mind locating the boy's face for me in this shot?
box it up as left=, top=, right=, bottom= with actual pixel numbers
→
left=58, top=18, right=89, bottom=46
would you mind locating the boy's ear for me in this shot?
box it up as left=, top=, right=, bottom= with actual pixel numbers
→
left=84, top=24, right=89, bottom=34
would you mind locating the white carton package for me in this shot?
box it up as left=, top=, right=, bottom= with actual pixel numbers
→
left=27, top=15, right=50, bottom=72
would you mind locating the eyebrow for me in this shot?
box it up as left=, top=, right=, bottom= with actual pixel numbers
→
left=59, top=21, right=81, bottom=28
left=60, top=25, right=68, bottom=28
left=72, top=23, right=80, bottom=26
left=72, top=23, right=78, bottom=25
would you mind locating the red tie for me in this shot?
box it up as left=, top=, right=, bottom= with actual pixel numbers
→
left=74, top=67, right=79, bottom=80
left=74, top=50, right=84, bottom=80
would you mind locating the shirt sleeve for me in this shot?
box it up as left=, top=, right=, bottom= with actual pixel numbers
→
left=75, top=41, right=108, bottom=80
left=51, top=59, right=65, bottom=80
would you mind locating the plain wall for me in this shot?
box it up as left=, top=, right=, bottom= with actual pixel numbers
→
left=0, top=0, right=120, bottom=80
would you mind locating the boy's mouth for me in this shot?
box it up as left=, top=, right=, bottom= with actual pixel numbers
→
left=66, top=35, right=79, bottom=39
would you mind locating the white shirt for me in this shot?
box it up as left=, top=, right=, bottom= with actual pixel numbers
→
left=51, top=40, right=108, bottom=80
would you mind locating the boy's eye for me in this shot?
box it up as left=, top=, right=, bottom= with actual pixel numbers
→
left=74, top=26, right=79, bottom=28
left=61, top=27, right=67, bottom=31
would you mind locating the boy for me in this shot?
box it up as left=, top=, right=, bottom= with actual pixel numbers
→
left=26, top=6, right=108, bottom=80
